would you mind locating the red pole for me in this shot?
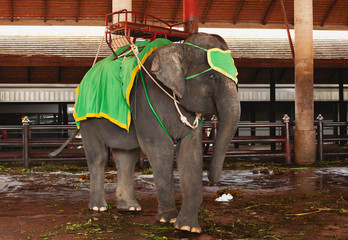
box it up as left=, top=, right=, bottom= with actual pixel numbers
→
left=183, top=0, right=199, bottom=33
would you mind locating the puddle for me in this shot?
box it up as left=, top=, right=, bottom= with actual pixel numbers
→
left=0, top=176, right=27, bottom=192
left=202, top=167, right=348, bottom=193
left=0, top=167, right=347, bottom=200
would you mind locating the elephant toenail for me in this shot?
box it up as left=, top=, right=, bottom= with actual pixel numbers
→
left=191, top=227, right=202, bottom=233
left=159, top=218, right=166, bottom=223
left=92, top=207, right=99, bottom=211
left=100, top=207, right=107, bottom=212
left=129, top=207, right=135, bottom=211
left=180, top=226, right=191, bottom=231
left=136, top=207, right=142, bottom=211
left=170, top=218, right=176, bottom=223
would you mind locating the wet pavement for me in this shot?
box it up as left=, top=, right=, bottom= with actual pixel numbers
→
left=0, top=165, right=347, bottom=239
left=0, top=167, right=347, bottom=199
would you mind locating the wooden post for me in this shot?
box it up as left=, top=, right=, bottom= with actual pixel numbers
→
left=316, top=114, right=324, bottom=162
left=293, top=0, right=316, bottom=165
left=338, top=70, right=347, bottom=145
left=270, top=68, right=276, bottom=151
left=282, top=114, right=291, bottom=164
left=22, top=116, right=30, bottom=169
left=183, top=0, right=199, bottom=33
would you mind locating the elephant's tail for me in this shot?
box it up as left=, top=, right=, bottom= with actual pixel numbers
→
left=49, top=128, right=80, bottom=158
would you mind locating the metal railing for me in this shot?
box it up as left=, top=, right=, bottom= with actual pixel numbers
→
left=0, top=114, right=347, bottom=168
left=202, top=114, right=291, bottom=164
left=316, top=114, right=348, bottom=161
left=0, top=117, right=84, bottom=168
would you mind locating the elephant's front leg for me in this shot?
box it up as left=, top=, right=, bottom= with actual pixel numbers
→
left=112, top=149, right=142, bottom=211
left=141, top=140, right=178, bottom=223
left=175, top=128, right=203, bottom=233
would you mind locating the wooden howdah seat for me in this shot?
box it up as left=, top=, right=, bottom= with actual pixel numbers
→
left=105, top=9, right=193, bottom=58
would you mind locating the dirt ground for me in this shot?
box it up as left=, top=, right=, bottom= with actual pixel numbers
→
left=0, top=159, right=347, bottom=240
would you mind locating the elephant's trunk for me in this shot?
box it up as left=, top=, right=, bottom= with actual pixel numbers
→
left=208, top=79, right=240, bottom=184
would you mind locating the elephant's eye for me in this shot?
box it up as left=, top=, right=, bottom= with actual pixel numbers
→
left=209, top=74, right=215, bottom=79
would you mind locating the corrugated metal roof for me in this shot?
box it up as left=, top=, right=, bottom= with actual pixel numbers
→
left=0, top=35, right=111, bottom=58
left=1, top=34, right=347, bottom=60
left=225, top=37, right=348, bottom=60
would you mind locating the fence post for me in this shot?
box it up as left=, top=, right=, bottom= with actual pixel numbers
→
left=22, top=116, right=30, bottom=169
left=316, top=114, right=324, bottom=162
left=282, top=114, right=291, bottom=164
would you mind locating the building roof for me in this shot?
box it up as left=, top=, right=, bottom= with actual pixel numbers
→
left=1, top=31, right=347, bottom=68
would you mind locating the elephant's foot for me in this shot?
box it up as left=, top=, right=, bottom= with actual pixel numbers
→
left=117, top=200, right=142, bottom=212
left=89, top=200, right=108, bottom=212
left=92, top=206, right=107, bottom=212
left=174, top=215, right=202, bottom=234
left=156, top=209, right=178, bottom=224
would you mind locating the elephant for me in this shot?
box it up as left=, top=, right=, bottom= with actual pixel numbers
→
left=77, top=32, right=240, bottom=233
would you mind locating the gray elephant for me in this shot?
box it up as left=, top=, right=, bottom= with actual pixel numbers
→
left=73, top=33, right=240, bottom=233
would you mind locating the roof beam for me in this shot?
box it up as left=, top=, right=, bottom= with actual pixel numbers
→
left=263, top=0, right=277, bottom=25
left=0, top=56, right=100, bottom=67
left=142, top=0, right=148, bottom=13
left=280, top=0, right=295, bottom=62
left=235, top=58, right=348, bottom=68
left=44, top=0, right=47, bottom=22
left=233, top=0, right=245, bottom=24
left=321, top=0, right=338, bottom=27
left=10, top=0, right=14, bottom=22
left=75, top=0, right=80, bottom=22
left=141, top=0, right=148, bottom=23
left=202, top=0, right=213, bottom=24
left=172, top=0, right=181, bottom=23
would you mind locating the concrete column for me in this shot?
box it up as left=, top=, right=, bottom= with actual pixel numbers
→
left=113, top=0, right=132, bottom=22
left=183, top=0, right=199, bottom=33
left=294, top=0, right=316, bottom=165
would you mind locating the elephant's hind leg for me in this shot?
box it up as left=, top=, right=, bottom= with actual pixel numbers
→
left=80, top=124, right=108, bottom=212
left=113, top=149, right=142, bottom=211
left=85, top=149, right=108, bottom=211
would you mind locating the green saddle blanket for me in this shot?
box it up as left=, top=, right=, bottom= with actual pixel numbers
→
left=73, top=38, right=173, bottom=131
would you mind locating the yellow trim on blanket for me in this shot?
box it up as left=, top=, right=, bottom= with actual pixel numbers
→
left=73, top=86, right=80, bottom=128
left=74, top=112, right=128, bottom=130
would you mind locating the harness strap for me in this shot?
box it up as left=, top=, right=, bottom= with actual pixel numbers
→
left=185, top=68, right=212, bottom=80
left=184, top=42, right=208, bottom=51
left=184, top=42, right=212, bottom=80
left=139, top=70, right=202, bottom=142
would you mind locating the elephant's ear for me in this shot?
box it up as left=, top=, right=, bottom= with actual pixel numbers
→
left=150, top=44, right=185, bottom=99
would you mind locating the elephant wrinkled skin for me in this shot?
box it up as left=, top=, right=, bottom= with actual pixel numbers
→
left=79, top=33, right=240, bottom=233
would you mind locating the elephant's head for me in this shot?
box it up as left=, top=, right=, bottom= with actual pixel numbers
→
left=150, top=33, right=241, bottom=184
